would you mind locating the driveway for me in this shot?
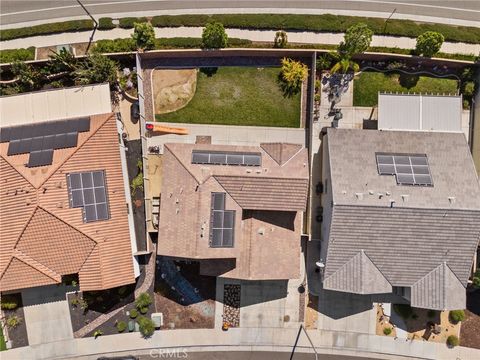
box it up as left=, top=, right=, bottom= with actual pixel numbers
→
left=22, top=285, right=74, bottom=345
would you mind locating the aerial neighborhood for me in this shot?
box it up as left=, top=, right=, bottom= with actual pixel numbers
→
left=0, top=2, right=479, bottom=360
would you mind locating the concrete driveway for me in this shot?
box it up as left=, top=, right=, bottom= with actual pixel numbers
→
left=22, top=285, right=74, bottom=345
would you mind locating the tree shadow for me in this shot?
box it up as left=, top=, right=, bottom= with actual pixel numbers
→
left=399, top=73, right=420, bottom=89
left=199, top=67, right=218, bottom=77
left=277, top=73, right=300, bottom=98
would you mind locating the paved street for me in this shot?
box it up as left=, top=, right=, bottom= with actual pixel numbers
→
left=1, top=0, right=479, bottom=26
left=137, top=351, right=378, bottom=359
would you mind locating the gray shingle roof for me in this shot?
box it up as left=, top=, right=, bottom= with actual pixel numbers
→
left=327, top=128, right=480, bottom=210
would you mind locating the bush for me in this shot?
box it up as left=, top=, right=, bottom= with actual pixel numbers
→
left=339, top=23, right=373, bottom=57
left=135, top=292, right=152, bottom=310
left=449, top=310, right=465, bottom=323
left=447, top=335, right=459, bottom=347
left=132, top=22, right=156, bottom=50
left=119, top=17, right=148, bottom=29
left=98, top=17, right=116, bottom=30
left=463, top=81, right=475, bottom=98
left=415, top=31, right=445, bottom=57
left=93, top=38, right=136, bottom=53
left=129, top=309, right=138, bottom=319
left=279, top=58, right=308, bottom=95
left=137, top=316, right=155, bottom=338
left=473, top=270, right=480, bottom=288
left=202, top=22, right=228, bottom=49
left=140, top=306, right=149, bottom=314
left=1, top=295, right=19, bottom=310
left=274, top=30, right=288, bottom=48
left=0, top=20, right=94, bottom=41
left=149, top=14, right=480, bottom=44
left=393, top=304, right=413, bottom=319
left=6, top=315, right=22, bottom=329
left=383, top=327, right=392, bottom=335
left=0, top=47, right=35, bottom=64
left=116, top=320, right=127, bottom=333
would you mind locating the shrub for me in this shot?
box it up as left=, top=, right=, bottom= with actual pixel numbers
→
left=129, top=309, right=138, bottom=319
left=137, top=316, right=155, bottom=338
left=393, top=304, right=413, bottom=319
left=119, top=17, right=148, bottom=29
left=98, top=17, right=116, bottom=30
left=0, top=20, right=94, bottom=41
left=273, top=30, right=288, bottom=48
left=202, top=22, right=228, bottom=49
left=6, top=315, right=22, bottom=329
left=118, top=286, right=128, bottom=297
left=447, top=335, right=459, bottom=347
left=339, top=23, right=373, bottom=57
left=70, top=298, right=79, bottom=307
left=135, top=292, right=152, bottom=311
left=1, top=295, right=18, bottom=310
left=0, top=47, right=35, bottom=64
left=415, top=31, right=445, bottom=57
left=473, top=270, right=480, bottom=288
left=131, top=172, right=144, bottom=195
left=279, top=58, right=308, bottom=96
left=140, top=306, right=149, bottom=314
left=132, top=22, right=156, bottom=50
left=449, top=310, right=465, bottom=323
left=93, top=38, right=136, bottom=53
left=116, top=320, right=127, bottom=333
left=383, top=327, right=392, bottom=335
left=74, top=53, right=118, bottom=87
left=463, top=81, right=475, bottom=98
left=93, top=329, right=103, bottom=339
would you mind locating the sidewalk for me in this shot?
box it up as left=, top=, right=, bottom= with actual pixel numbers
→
left=0, top=26, right=478, bottom=56
left=2, top=326, right=479, bottom=360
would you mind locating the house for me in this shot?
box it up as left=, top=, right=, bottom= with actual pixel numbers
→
left=0, top=85, right=138, bottom=293
left=320, top=128, right=480, bottom=310
left=157, top=142, right=309, bottom=280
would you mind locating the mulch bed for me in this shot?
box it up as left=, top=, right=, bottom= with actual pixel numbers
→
left=2, top=294, right=28, bottom=348
left=460, top=289, right=480, bottom=349
left=154, top=261, right=216, bottom=330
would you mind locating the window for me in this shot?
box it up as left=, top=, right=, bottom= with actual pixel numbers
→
left=67, top=170, right=110, bottom=222
left=376, top=153, right=433, bottom=186
left=192, top=151, right=261, bottom=166
left=210, top=193, right=235, bottom=247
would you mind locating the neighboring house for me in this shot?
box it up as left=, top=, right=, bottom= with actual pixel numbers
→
left=320, top=128, right=480, bottom=310
left=0, top=86, right=138, bottom=293
left=157, top=142, right=309, bottom=280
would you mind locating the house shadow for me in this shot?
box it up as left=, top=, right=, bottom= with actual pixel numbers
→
left=237, top=279, right=289, bottom=308
left=467, top=289, right=480, bottom=316
left=317, top=288, right=374, bottom=319
left=21, top=284, right=77, bottom=307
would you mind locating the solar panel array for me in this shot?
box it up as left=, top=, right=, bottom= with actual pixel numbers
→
left=192, top=151, right=261, bottom=167
left=210, top=193, right=235, bottom=247
left=1, top=117, right=90, bottom=167
left=67, top=170, right=110, bottom=223
left=376, top=153, right=433, bottom=186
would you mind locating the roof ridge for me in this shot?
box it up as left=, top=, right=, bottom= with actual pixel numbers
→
left=333, top=203, right=480, bottom=213
left=12, top=249, right=61, bottom=282
left=38, top=114, right=113, bottom=188
left=0, top=155, right=36, bottom=190
left=214, top=174, right=308, bottom=181
left=359, top=249, right=392, bottom=286
left=164, top=144, right=200, bottom=185
left=12, top=206, right=39, bottom=250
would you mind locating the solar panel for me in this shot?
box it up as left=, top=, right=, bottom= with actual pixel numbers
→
left=244, top=154, right=261, bottom=166
left=74, top=117, right=91, bottom=132
left=64, top=132, right=78, bottom=148
left=8, top=126, right=24, bottom=141
left=42, top=135, right=56, bottom=150
left=7, top=140, right=22, bottom=156
left=210, top=192, right=235, bottom=248
left=210, top=153, right=227, bottom=165
left=0, top=127, right=12, bottom=143
left=376, top=153, right=433, bottom=186
left=67, top=170, right=109, bottom=222
left=17, top=138, right=32, bottom=154
left=192, top=151, right=262, bottom=167
left=27, top=149, right=54, bottom=167
left=54, top=134, right=68, bottom=149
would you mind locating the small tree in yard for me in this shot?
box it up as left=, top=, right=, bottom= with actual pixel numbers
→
left=447, top=335, right=459, bottom=348
left=132, top=22, right=155, bottom=51
left=449, top=310, right=465, bottom=323
left=338, top=23, right=373, bottom=57
left=274, top=30, right=288, bottom=48
left=135, top=292, right=152, bottom=313
left=415, top=31, right=444, bottom=57
left=202, top=22, right=228, bottom=49
left=279, top=57, right=308, bottom=96
left=138, top=316, right=155, bottom=338
left=11, top=61, right=44, bottom=92
left=74, top=53, right=118, bottom=87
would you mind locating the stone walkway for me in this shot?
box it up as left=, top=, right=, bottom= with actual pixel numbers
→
left=74, top=246, right=156, bottom=338
left=223, top=284, right=241, bottom=328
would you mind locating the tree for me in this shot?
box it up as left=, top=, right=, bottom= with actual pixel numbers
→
left=137, top=316, right=155, bottom=338
left=74, top=53, right=118, bottom=87
left=279, top=58, right=308, bottom=96
left=330, top=54, right=360, bottom=74
left=11, top=61, right=44, bottom=92
left=415, top=31, right=444, bottom=57
left=48, top=48, right=77, bottom=73
left=338, top=23, right=373, bottom=57
left=202, top=22, right=228, bottom=49
left=449, top=310, right=465, bottom=323
left=274, top=30, right=288, bottom=48
left=132, top=22, right=156, bottom=51
left=135, top=292, right=152, bottom=311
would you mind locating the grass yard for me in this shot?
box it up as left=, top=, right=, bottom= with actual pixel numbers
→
left=155, top=67, right=301, bottom=128
left=353, top=71, right=459, bottom=107
left=0, top=326, right=6, bottom=351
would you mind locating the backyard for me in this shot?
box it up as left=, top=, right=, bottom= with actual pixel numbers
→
left=353, top=71, right=459, bottom=107
left=154, top=67, right=301, bottom=127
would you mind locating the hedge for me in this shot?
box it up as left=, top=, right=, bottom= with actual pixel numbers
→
left=0, top=20, right=94, bottom=41
left=118, top=17, right=148, bottom=29
left=150, top=14, right=480, bottom=44
left=98, top=17, right=116, bottom=30
left=0, top=47, right=35, bottom=63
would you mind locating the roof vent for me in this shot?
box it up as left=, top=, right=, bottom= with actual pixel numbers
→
left=448, top=196, right=456, bottom=204
left=368, top=190, right=374, bottom=195
left=378, top=193, right=384, bottom=199
left=56, top=181, right=63, bottom=189
left=389, top=199, right=396, bottom=208
left=176, top=208, right=179, bottom=214
left=56, top=202, right=63, bottom=208
left=255, top=169, right=262, bottom=174
left=257, top=227, right=265, bottom=235
left=401, top=194, right=409, bottom=202
left=386, top=191, right=391, bottom=196
left=355, top=193, right=364, bottom=200
left=26, top=199, right=32, bottom=206
left=246, top=169, right=252, bottom=173
left=175, top=198, right=179, bottom=204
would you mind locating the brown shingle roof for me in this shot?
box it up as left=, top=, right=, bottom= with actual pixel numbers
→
left=0, top=114, right=135, bottom=292
left=260, top=143, right=303, bottom=166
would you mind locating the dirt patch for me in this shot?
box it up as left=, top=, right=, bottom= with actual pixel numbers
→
left=36, top=43, right=89, bottom=60
left=154, top=261, right=215, bottom=330
left=375, top=304, right=397, bottom=338
left=460, top=290, right=480, bottom=349
left=305, top=293, right=318, bottom=329
left=152, top=69, right=197, bottom=114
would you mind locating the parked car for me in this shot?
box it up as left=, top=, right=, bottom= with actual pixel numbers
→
left=131, top=101, right=140, bottom=123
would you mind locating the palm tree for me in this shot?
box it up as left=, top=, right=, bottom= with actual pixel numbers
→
left=330, top=53, right=360, bottom=74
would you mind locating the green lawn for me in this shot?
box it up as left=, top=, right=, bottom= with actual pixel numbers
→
left=353, top=71, right=459, bottom=107
left=156, top=67, right=301, bottom=128
left=0, top=326, right=6, bottom=351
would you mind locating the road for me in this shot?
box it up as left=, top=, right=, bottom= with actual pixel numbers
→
left=0, top=0, right=479, bottom=27
left=137, top=351, right=378, bottom=359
